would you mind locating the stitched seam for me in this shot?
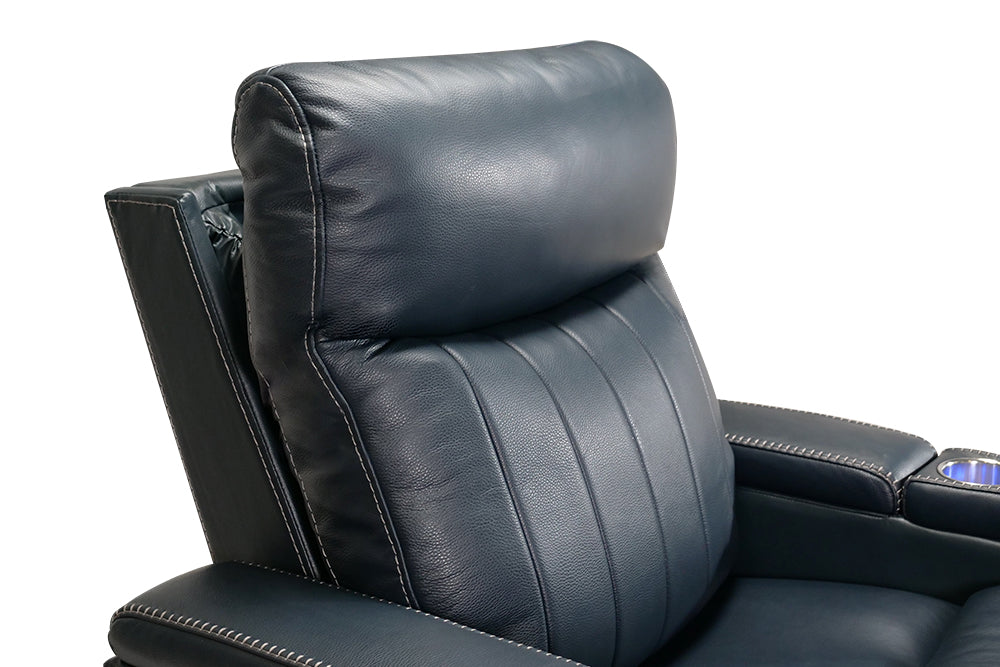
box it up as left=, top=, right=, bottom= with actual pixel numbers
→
left=435, top=340, right=552, bottom=650
left=723, top=400, right=931, bottom=445
left=907, top=475, right=1000, bottom=493
left=108, top=198, right=309, bottom=575
left=533, top=316, right=672, bottom=647
left=305, top=340, right=412, bottom=605
left=105, top=199, right=216, bottom=561
left=939, top=448, right=1000, bottom=460
left=727, top=432, right=900, bottom=512
left=260, top=377, right=339, bottom=585
left=234, top=79, right=411, bottom=603
left=627, top=272, right=734, bottom=510
left=113, top=603, right=331, bottom=667
left=296, top=74, right=413, bottom=603
left=489, top=333, right=621, bottom=664
left=239, top=562, right=585, bottom=665
left=590, top=298, right=715, bottom=586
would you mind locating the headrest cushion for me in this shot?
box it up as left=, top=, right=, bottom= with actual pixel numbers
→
left=234, top=41, right=675, bottom=338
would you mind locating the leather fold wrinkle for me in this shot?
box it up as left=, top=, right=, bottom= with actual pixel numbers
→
left=720, top=400, right=936, bottom=514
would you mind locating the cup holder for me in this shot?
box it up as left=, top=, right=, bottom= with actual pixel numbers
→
left=937, top=457, right=1000, bottom=486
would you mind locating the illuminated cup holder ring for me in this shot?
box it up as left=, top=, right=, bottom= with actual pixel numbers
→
left=937, top=457, right=1000, bottom=487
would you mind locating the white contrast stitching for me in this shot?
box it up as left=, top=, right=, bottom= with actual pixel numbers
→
left=235, top=79, right=411, bottom=604
left=240, top=562, right=585, bottom=665
left=113, top=602, right=332, bottom=667
left=940, top=448, right=1000, bottom=460
left=260, top=376, right=339, bottom=586
left=724, top=400, right=930, bottom=445
left=111, top=566, right=584, bottom=666
left=106, top=198, right=308, bottom=575
left=106, top=199, right=216, bottom=561
left=726, top=431, right=901, bottom=511
left=908, top=474, right=1000, bottom=493
left=305, top=346, right=412, bottom=605
left=234, top=81, right=343, bottom=586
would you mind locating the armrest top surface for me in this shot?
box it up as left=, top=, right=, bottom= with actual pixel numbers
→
left=109, top=562, right=581, bottom=667
left=721, top=400, right=936, bottom=514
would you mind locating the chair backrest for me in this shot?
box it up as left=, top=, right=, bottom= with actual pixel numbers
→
left=235, top=42, right=735, bottom=666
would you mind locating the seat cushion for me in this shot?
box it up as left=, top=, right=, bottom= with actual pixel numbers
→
left=649, top=578, right=959, bottom=666
left=928, top=585, right=1000, bottom=665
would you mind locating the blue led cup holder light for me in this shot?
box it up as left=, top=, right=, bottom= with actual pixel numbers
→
left=937, top=457, right=1000, bottom=486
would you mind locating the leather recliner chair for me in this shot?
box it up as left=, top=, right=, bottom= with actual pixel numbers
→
left=104, top=42, right=1000, bottom=666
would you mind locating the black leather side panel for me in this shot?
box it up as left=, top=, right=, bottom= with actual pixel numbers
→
left=105, top=176, right=317, bottom=576
left=733, top=487, right=1000, bottom=603
left=721, top=401, right=935, bottom=514
left=108, top=563, right=581, bottom=667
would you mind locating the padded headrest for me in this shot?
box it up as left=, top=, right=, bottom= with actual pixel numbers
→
left=234, top=41, right=675, bottom=339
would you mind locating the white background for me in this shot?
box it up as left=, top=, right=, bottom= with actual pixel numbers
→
left=3, top=1, right=998, bottom=662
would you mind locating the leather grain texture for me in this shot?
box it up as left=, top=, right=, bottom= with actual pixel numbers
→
left=720, top=400, right=936, bottom=514
left=648, top=578, right=958, bottom=666
left=929, top=586, right=1000, bottom=665
left=904, top=448, right=1000, bottom=542
left=108, top=562, right=579, bottom=667
left=234, top=41, right=675, bottom=341
left=234, top=42, right=732, bottom=666
left=105, top=174, right=319, bottom=577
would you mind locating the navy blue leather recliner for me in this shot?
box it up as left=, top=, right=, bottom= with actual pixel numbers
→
left=104, top=42, right=1000, bottom=665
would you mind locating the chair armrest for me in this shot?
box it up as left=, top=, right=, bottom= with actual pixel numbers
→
left=720, top=400, right=936, bottom=514
left=108, top=562, right=580, bottom=667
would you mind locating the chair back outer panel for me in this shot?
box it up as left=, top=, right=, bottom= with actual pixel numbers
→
left=105, top=172, right=321, bottom=578
left=235, top=42, right=734, bottom=666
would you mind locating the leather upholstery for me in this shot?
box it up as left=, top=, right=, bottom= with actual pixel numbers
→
left=234, top=42, right=733, bottom=665
left=721, top=400, right=936, bottom=514
left=105, top=174, right=319, bottom=576
left=904, top=448, right=1000, bottom=542
left=733, top=487, right=1000, bottom=604
left=108, top=562, right=578, bottom=667
left=103, top=41, right=1000, bottom=667
left=107, top=563, right=1000, bottom=667
left=233, top=41, right=675, bottom=340
left=929, top=586, right=1000, bottom=665
left=648, top=578, right=959, bottom=665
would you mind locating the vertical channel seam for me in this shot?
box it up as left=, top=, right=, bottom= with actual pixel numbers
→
left=434, top=340, right=552, bottom=651
left=532, top=315, right=672, bottom=649
left=628, top=270, right=734, bottom=510
left=488, top=333, right=621, bottom=666
left=584, top=296, right=714, bottom=587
